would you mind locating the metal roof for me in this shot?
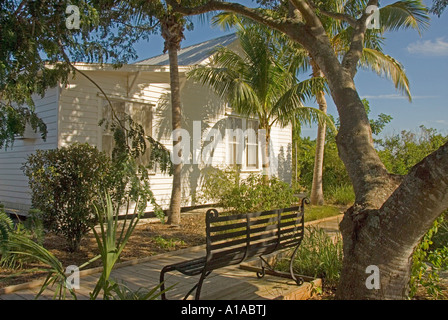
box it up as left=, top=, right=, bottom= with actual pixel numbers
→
left=134, top=33, right=238, bottom=66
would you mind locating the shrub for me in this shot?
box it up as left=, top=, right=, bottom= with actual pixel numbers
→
left=200, top=168, right=296, bottom=213
left=22, top=143, right=112, bottom=252
left=410, top=211, right=448, bottom=299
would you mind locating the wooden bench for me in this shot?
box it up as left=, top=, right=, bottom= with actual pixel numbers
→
left=159, top=198, right=308, bottom=300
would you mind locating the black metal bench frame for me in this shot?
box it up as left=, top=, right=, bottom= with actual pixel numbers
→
left=159, top=198, right=308, bottom=300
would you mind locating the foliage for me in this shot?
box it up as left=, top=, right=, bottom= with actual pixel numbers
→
left=20, top=209, right=45, bottom=245
left=0, top=203, right=13, bottom=255
left=153, top=236, right=185, bottom=250
left=1, top=192, right=167, bottom=300
left=2, top=232, right=77, bottom=299
left=326, top=184, right=355, bottom=206
left=377, top=125, right=448, bottom=175
left=431, top=0, right=448, bottom=16
left=89, top=193, right=163, bottom=300
left=0, top=0, right=159, bottom=149
left=22, top=143, right=113, bottom=252
left=200, top=167, right=296, bottom=214
left=295, top=135, right=351, bottom=198
left=409, top=212, right=448, bottom=299
left=278, top=226, right=343, bottom=290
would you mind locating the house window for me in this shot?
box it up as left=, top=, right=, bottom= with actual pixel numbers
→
left=227, top=117, right=259, bottom=170
left=101, top=100, right=153, bottom=167
left=130, top=103, right=153, bottom=167
left=102, top=100, right=125, bottom=158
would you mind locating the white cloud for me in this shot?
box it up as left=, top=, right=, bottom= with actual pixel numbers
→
left=407, top=38, right=448, bottom=56
left=361, top=94, right=438, bottom=100
left=361, top=94, right=407, bottom=100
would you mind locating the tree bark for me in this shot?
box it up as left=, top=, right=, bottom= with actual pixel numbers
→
left=162, top=16, right=184, bottom=227
left=309, top=59, right=327, bottom=206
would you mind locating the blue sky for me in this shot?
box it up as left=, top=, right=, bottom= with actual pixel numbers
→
left=131, top=0, right=448, bottom=140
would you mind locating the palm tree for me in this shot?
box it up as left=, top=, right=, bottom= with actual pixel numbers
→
left=188, top=26, right=329, bottom=179
left=307, top=0, right=427, bottom=205
left=161, top=14, right=184, bottom=227
left=212, top=1, right=427, bottom=204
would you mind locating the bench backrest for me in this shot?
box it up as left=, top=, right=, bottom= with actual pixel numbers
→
left=204, top=203, right=305, bottom=272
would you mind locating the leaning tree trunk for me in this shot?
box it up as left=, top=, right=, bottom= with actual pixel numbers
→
left=162, top=15, right=184, bottom=227
left=309, top=59, right=327, bottom=206
left=314, top=53, right=448, bottom=299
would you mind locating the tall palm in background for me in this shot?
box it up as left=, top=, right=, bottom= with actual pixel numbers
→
left=161, top=14, right=184, bottom=227
left=188, top=26, right=330, bottom=179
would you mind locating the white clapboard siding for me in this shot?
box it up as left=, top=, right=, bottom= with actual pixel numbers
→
left=0, top=86, right=59, bottom=212
left=0, top=66, right=292, bottom=216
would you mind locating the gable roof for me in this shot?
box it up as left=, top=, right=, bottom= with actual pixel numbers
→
left=134, top=33, right=238, bottom=66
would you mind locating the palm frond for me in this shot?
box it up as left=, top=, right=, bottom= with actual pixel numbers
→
left=1, top=233, right=75, bottom=300
left=272, top=77, right=333, bottom=129
left=360, top=48, right=412, bottom=101
left=379, top=1, right=430, bottom=35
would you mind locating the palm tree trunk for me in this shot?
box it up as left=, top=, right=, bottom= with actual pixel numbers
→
left=261, top=125, right=271, bottom=182
left=310, top=60, right=327, bottom=205
left=162, top=16, right=184, bottom=227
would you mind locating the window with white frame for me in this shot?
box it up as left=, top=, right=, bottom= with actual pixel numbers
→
left=101, top=100, right=153, bottom=167
left=227, top=117, right=259, bottom=170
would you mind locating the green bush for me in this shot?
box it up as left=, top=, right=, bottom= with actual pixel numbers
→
left=377, top=126, right=448, bottom=175
left=22, top=143, right=112, bottom=252
left=410, top=212, right=448, bottom=300
left=277, top=226, right=343, bottom=289
left=294, top=136, right=351, bottom=200
left=200, top=168, right=296, bottom=213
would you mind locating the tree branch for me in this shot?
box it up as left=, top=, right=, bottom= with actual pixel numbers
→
left=341, top=0, right=379, bottom=78
left=288, top=0, right=323, bottom=28
left=308, top=0, right=357, bottom=27
left=166, top=0, right=297, bottom=34
left=378, top=140, right=448, bottom=250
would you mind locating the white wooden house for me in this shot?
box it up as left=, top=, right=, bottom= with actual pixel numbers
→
left=0, top=34, right=293, bottom=215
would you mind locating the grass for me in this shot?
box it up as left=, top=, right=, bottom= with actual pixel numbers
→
left=304, top=205, right=344, bottom=223
left=326, top=184, right=355, bottom=206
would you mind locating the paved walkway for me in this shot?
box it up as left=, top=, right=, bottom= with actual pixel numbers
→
left=0, top=214, right=344, bottom=300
